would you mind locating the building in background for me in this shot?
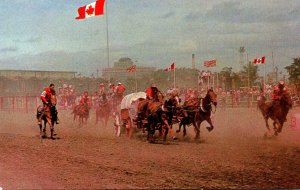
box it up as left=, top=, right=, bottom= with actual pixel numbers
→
left=102, top=57, right=156, bottom=80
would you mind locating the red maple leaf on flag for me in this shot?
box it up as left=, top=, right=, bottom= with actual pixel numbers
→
left=86, top=5, right=95, bottom=15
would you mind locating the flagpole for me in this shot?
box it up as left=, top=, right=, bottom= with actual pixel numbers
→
left=134, top=69, right=137, bottom=92
left=173, top=66, right=176, bottom=89
left=105, top=0, right=110, bottom=83
left=264, top=62, right=266, bottom=93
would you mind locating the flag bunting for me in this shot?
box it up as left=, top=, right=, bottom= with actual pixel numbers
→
left=204, top=59, right=217, bottom=67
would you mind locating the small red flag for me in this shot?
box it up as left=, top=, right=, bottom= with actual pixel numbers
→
left=127, top=65, right=136, bottom=72
left=164, top=63, right=175, bottom=72
left=204, top=59, right=217, bottom=67
left=76, top=0, right=105, bottom=20
left=253, top=56, right=265, bottom=64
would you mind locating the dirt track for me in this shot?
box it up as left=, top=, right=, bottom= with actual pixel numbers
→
left=0, top=107, right=300, bottom=189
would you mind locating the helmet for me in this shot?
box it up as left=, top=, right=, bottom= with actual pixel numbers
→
left=118, top=82, right=122, bottom=85
left=99, top=83, right=104, bottom=86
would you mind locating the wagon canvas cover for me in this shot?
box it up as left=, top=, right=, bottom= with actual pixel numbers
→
left=120, top=92, right=146, bottom=110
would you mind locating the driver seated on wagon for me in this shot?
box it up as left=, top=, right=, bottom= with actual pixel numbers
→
left=145, top=83, right=160, bottom=101
left=37, top=83, right=60, bottom=125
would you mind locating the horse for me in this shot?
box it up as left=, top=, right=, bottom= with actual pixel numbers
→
left=37, top=94, right=58, bottom=139
left=95, top=94, right=111, bottom=127
left=257, top=92, right=293, bottom=136
left=177, top=89, right=217, bottom=140
left=135, top=89, right=164, bottom=130
left=146, top=93, right=179, bottom=143
left=72, top=103, right=90, bottom=126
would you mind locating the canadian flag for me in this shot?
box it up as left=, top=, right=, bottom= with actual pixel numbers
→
left=75, top=0, right=105, bottom=20
left=253, top=56, right=265, bottom=64
left=164, top=63, right=175, bottom=72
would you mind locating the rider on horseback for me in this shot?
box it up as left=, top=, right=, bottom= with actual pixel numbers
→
left=267, top=80, right=289, bottom=121
left=38, top=83, right=59, bottom=125
left=99, top=83, right=105, bottom=96
left=115, top=82, right=126, bottom=100
left=80, top=91, right=92, bottom=110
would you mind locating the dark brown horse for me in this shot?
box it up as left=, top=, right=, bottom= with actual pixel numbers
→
left=135, top=89, right=164, bottom=129
left=37, top=94, right=58, bottom=139
left=258, top=92, right=293, bottom=136
left=95, top=94, right=111, bottom=127
left=72, top=103, right=90, bottom=126
left=177, top=89, right=217, bottom=139
left=146, top=94, right=180, bottom=143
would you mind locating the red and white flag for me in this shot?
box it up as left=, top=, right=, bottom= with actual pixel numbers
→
left=127, top=65, right=136, bottom=72
left=164, top=63, right=175, bottom=72
left=253, top=56, right=265, bottom=64
left=75, top=0, right=105, bottom=20
left=204, top=59, right=217, bottom=67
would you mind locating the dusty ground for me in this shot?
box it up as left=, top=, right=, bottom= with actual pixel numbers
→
left=0, top=106, right=300, bottom=189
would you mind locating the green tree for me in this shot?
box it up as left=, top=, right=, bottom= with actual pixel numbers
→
left=285, top=57, right=300, bottom=95
left=285, top=58, right=300, bottom=85
left=240, top=62, right=259, bottom=87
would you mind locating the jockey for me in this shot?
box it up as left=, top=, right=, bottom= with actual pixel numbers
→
left=114, top=82, right=126, bottom=100
left=272, top=80, right=288, bottom=100
left=99, top=83, right=105, bottom=96
left=267, top=80, right=289, bottom=120
left=38, top=83, right=59, bottom=125
left=108, top=83, right=115, bottom=97
left=80, top=91, right=92, bottom=109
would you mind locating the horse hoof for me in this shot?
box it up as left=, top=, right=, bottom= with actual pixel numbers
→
left=206, top=126, right=213, bottom=132
left=41, top=135, right=47, bottom=139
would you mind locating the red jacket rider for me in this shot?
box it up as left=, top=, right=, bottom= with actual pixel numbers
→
left=115, top=82, right=126, bottom=99
left=38, top=83, right=59, bottom=124
left=80, top=91, right=92, bottom=109
left=40, top=84, right=56, bottom=105
left=272, top=81, right=288, bottom=100
left=146, top=84, right=157, bottom=100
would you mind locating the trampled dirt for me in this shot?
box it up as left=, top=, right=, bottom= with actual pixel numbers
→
left=0, top=107, right=300, bottom=189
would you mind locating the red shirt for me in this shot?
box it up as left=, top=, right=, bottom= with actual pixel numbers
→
left=116, top=85, right=126, bottom=94
left=40, top=87, right=56, bottom=103
left=146, top=87, right=153, bottom=98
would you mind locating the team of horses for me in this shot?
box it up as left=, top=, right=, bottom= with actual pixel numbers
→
left=134, top=88, right=218, bottom=143
left=36, top=88, right=293, bottom=142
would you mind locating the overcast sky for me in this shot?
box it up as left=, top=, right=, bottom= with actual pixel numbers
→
left=0, top=0, right=299, bottom=76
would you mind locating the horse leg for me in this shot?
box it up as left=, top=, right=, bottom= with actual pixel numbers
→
left=193, top=121, right=200, bottom=139
left=205, top=117, right=214, bottom=132
left=41, top=120, right=47, bottom=138
left=46, top=117, right=55, bottom=140
left=183, top=124, right=187, bottom=137
left=176, top=122, right=182, bottom=133
left=272, top=120, right=281, bottom=136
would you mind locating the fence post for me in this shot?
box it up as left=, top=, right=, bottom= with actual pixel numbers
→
left=12, top=97, right=15, bottom=112
left=0, top=96, right=3, bottom=111
left=25, top=95, right=28, bottom=113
